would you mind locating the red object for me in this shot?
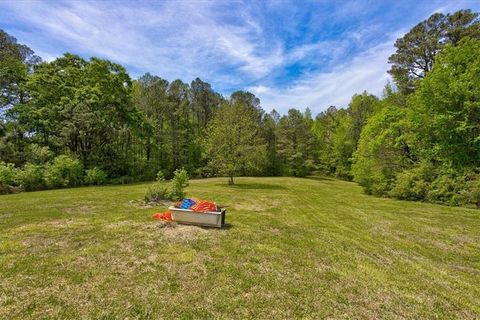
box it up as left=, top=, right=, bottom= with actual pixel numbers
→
left=190, top=200, right=217, bottom=213
left=152, top=210, right=172, bottom=221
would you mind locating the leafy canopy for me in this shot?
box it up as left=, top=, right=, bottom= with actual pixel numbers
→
left=203, top=100, right=266, bottom=184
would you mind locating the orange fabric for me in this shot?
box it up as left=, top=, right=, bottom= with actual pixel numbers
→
left=190, top=200, right=217, bottom=213
left=152, top=199, right=217, bottom=221
left=152, top=210, right=172, bottom=221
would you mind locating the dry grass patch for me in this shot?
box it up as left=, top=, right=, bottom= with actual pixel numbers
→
left=62, top=205, right=96, bottom=214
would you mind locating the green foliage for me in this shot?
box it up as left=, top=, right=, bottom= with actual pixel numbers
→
left=156, top=171, right=165, bottom=182
left=407, top=38, right=480, bottom=169
left=389, top=161, right=436, bottom=200
left=352, top=105, right=410, bottom=195
left=464, top=176, right=480, bottom=208
left=11, top=53, right=141, bottom=177
left=313, top=92, right=379, bottom=179
left=110, top=176, right=136, bottom=185
left=0, top=161, right=20, bottom=194
left=0, top=29, right=40, bottom=109
left=388, top=9, right=480, bottom=92
left=44, top=155, right=83, bottom=188
left=425, top=173, right=480, bottom=208
left=312, top=106, right=339, bottom=174
left=276, top=109, right=317, bottom=177
left=203, top=100, right=267, bottom=184
left=0, top=161, right=18, bottom=186
left=0, top=162, right=19, bottom=194
left=16, top=163, right=45, bottom=191
left=84, top=167, right=108, bottom=185
left=144, top=169, right=189, bottom=202
left=170, top=168, right=189, bottom=200
left=144, top=171, right=169, bottom=202
left=25, top=144, right=53, bottom=164
left=352, top=37, right=480, bottom=207
left=144, top=182, right=170, bottom=203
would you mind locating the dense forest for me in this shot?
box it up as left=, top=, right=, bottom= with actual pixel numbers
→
left=1, top=9, right=479, bottom=208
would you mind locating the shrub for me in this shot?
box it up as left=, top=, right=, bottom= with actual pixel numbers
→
left=427, top=174, right=459, bottom=204
left=0, top=162, right=20, bottom=194
left=389, top=161, right=436, bottom=201
left=144, top=171, right=169, bottom=203
left=156, top=171, right=165, bottom=182
left=44, top=155, right=83, bottom=188
left=25, top=144, right=53, bottom=164
left=144, top=183, right=170, bottom=203
left=466, top=177, right=480, bottom=208
left=449, top=174, right=480, bottom=208
left=0, top=162, right=18, bottom=187
left=16, top=163, right=45, bottom=191
left=110, top=176, right=136, bottom=185
left=144, top=169, right=189, bottom=203
left=170, top=168, right=189, bottom=200
left=85, top=167, right=108, bottom=185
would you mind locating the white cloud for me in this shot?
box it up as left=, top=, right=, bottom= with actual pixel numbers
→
left=2, top=0, right=397, bottom=115
left=247, top=85, right=270, bottom=94
left=5, top=0, right=476, bottom=116
left=250, top=37, right=397, bottom=114
left=1, top=0, right=287, bottom=83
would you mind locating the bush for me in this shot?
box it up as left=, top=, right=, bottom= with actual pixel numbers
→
left=170, top=168, right=189, bottom=200
left=44, top=155, right=83, bottom=188
left=110, top=176, right=136, bottom=185
left=0, top=162, right=20, bottom=194
left=144, top=171, right=169, bottom=203
left=447, top=173, right=480, bottom=208
left=465, top=177, right=480, bottom=208
left=16, top=163, right=45, bottom=191
left=25, top=144, right=53, bottom=164
left=0, top=162, right=18, bottom=187
left=85, top=167, right=108, bottom=185
left=144, top=169, right=189, bottom=203
left=389, top=162, right=436, bottom=201
left=427, top=174, right=459, bottom=204
left=390, top=167, right=480, bottom=208
left=144, top=183, right=170, bottom=203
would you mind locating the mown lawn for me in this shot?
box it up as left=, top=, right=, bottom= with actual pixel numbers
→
left=0, top=177, right=479, bottom=319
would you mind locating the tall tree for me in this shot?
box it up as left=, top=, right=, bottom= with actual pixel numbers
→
left=11, top=54, right=142, bottom=174
left=0, top=29, right=41, bottom=110
left=276, top=109, right=317, bottom=177
left=351, top=105, right=411, bottom=195
left=407, top=38, right=480, bottom=170
left=190, top=78, right=221, bottom=130
left=261, top=109, right=281, bottom=176
left=388, top=9, right=479, bottom=92
left=313, top=106, right=340, bottom=174
left=203, top=100, right=266, bottom=184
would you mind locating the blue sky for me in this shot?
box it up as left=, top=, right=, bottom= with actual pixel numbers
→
left=1, top=0, right=480, bottom=114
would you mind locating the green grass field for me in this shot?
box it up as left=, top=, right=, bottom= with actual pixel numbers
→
left=1, top=177, right=479, bottom=319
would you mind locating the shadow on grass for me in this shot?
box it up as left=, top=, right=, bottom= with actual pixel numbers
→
left=304, top=176, right=335, bottom=182
left=221, top=183, right=287, bottom=190
left=196, top=223, right=233, bottom=230
left=220, top=223, right=234, bottom=230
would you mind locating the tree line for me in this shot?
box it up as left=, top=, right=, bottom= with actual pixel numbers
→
left=1, top=9, right=479, bottom=207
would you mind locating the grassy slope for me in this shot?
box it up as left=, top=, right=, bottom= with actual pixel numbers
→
left=0, top=177, right=479, bottom=319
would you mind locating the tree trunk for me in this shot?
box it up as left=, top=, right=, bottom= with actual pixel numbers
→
left=228, top=175, right=234, bottom=185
